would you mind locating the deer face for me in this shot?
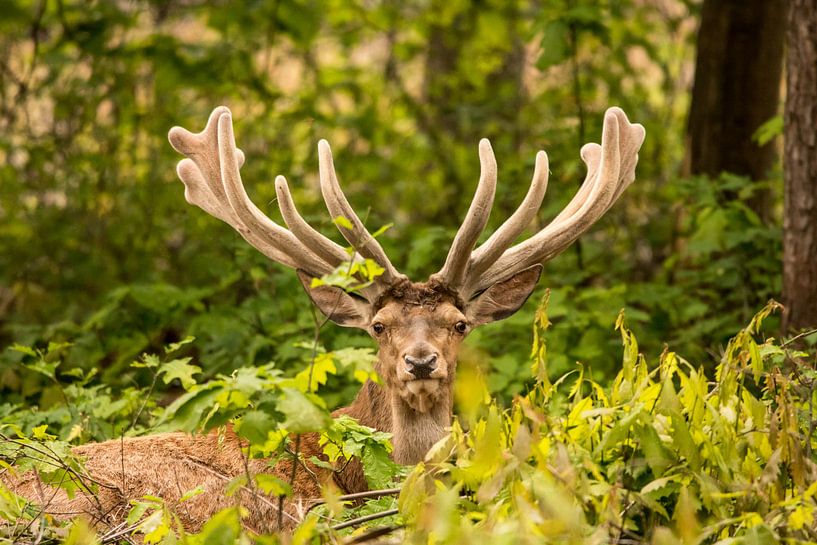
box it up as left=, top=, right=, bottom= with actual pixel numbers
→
left=298, top=267, right=543, bottom=412
left=367, top=288, right=466, bottom=412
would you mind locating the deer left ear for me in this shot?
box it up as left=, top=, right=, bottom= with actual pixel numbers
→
left=465, top=264, right=543, bottom=326
left=296, top=271, right=373, bottom=329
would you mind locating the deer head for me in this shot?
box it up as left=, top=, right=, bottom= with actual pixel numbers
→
left=168, top=107, right=645, bottom=464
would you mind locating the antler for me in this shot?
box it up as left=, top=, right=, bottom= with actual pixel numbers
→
left=434, top=107, right=645, bottom=298
left=168, top=106, right=404, bottom=300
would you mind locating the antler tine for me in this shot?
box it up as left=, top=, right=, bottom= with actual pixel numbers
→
left=274, top=175, right=354, bottom=267
left=275, top=174, right=389, bottom=302
left=318, top=140, right=404, bottom=284
left=174, top=156, right=304, bottom=269
left=169, top=107, right=245, bottom=227
left=466, top=149, right=549, bottom=281
left=216, top=112, right=331, bottom=275
left=169, top=107, right=333, bottom=277
left=467, top=107, right=645, bottom=295
left=433, top=139, right=498, bottom=287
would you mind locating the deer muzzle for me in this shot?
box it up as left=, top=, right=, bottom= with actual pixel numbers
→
left=404, top=353, right=438, bottom=379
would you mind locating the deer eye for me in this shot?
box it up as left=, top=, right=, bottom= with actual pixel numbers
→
left=454, top=321, right=468, bottom=334
left=372, top=323, right=386, bottom=335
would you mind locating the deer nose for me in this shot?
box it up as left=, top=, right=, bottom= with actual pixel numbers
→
left=405, top=354, right=438, bottom=379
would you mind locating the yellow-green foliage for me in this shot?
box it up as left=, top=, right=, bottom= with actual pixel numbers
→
left=382, top=301, right=817, bottom=544
left=2, top=302, right=816, bottom=544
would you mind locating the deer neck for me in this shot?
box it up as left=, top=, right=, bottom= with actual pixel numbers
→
left=342, top=378, right=453, bottom=466
left=389, top=386, right=451, bottom=464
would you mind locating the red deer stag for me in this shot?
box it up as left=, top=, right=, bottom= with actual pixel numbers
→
left=2, top=106, right=645, bottom=534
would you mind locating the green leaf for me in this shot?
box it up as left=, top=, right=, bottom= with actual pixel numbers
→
left=277, top=388, right=332, bottom=433
left=636, top=424, right=675, bottom=476
left=158, top=358, right=201, bottom=390
left=194, top=506, right=242, bottom=545
left=668, top=410, right=701, bottom=471
left=255, top=474, right=292, bottom=497
left=132, top=354, right=161, bottom=369
left=179, top=487, right=204, bottom=503
left=63, top=518, right=99, bottom=545
left=32, top=425, right=53, bottom=440
left=294, top=353, right=336, bottom=392
left=9, top=344, right=37, bottom=357
left=743, top=523, right=776, bottom=545
left=165, top=336, right=196, bottom=354
left=161, top=383, right=223, bottom=431
left=361, top=445, right=402, bottom=489
left=235, top=410, right=278, bottom=445
left=333, top=215, right=354, bottom=230
left=752, top=115, right=783, bottom=145
left=537, top=21, right=569, bottom=69
left=22, top=358, right=59, bottom=380
left=369, top=223, right=393, bottom=239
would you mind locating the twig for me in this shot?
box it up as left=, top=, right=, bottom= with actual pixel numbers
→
left=130, top=364, right=160, bottom=429
left=782, top=328, right=817, bottom=347
left=99, top=520, right=142, bottom=544
left=331, top=508, right=399, bottom=531
left=342, top=524, right=403, bottom=544
left=305, top=487, right=401, bottom=515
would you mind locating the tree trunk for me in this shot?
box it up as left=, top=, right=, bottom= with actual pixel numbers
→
left=686, top=0, right=786, bottom=220
left=782, top=0, right=817, bottom=331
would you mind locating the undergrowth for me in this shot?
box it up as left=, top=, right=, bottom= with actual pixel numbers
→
left=1, top=300, right=816, bottom=544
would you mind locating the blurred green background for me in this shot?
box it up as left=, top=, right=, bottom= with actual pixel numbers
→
left=0, top=0, right=782, bottom=409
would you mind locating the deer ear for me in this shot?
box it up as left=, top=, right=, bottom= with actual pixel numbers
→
left=465, top=264, right=542, bottom=326
left=296, top=271, right=372, bottom=328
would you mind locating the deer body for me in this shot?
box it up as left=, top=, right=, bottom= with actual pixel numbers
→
left=2, top=107, right=645, bottom=534
left=3, top=428, right=319, bottom=533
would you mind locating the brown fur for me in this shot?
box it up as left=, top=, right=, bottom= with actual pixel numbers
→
left=2, top=277, right=540, bottom=535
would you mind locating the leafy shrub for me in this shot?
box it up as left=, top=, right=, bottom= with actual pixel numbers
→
left=2, top=301, right=815, bottom=544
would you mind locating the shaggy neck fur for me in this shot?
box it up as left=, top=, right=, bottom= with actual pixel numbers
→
left=389, top=385, right=452, bottom=464
left=342, top=376, right=453, bottom=465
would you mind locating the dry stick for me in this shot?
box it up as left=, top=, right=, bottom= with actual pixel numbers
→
left=19, top=465, right=110, bottom=544
left=342, top=525, right=403, bottom=545
left=130, top=364, right=162, bottom=430
left=331, top=508, right=399, bottom=531
left=239, top=438, right=261, bottom=515
left=31, top=514, right=45, bottom=545
left=304, top=487, right=401, bottom=516
left=119, top=433, right=126, bottom=500
left=283, top=444, right=320, bottom=483
left=782, top=328, right=817, bottom=347
left=99, top=520, right=142, bottom=544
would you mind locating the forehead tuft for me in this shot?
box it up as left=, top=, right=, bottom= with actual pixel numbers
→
left=375, top=279, right=463, bottom=312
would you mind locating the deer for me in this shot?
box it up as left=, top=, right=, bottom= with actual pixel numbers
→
left=1, top=106, right=645, bottom=535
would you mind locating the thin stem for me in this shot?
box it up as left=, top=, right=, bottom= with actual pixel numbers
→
left=782, top=328, right=817, bottom=347
left=331, top=508, right=399, bottom=531
left=305, top=487, right=401, bottom=515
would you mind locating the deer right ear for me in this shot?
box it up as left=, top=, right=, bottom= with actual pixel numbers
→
left=296, top=271, right=372, bottom=329
left=465, top=264, right=543, bottom=326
